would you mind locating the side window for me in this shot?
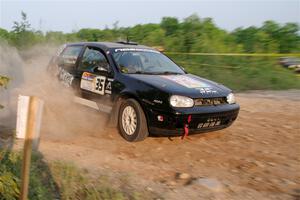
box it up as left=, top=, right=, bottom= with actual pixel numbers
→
left=58, top=45, right=82, bottom=69
left=78, top=47, right=109, bottom=72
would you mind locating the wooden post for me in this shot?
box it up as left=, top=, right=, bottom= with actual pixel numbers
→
left=19, top=96, right=39, bottom=200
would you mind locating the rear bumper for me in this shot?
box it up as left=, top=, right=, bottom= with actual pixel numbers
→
left=146, top=104, right=240, bottom=136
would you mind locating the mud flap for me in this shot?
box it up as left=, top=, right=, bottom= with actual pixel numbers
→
left=181, top=115, right=192, bottom=140
left=108, top=98, right=122, bottom=128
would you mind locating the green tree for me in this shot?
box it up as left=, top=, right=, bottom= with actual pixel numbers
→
left=232, top=26, right=259, bottom=53
left=0, top=13, right=299, bottom=53
left=45, top=31, right=66, bottom=44
left=143, top=28, right=165, bottom=46
left=253, top=30, right=279, bottom=53
left=77, top=28, right=103, bottom=41
left=277, top=23, right=300, bottom=53
left=160, top=17, right=179, bottom=36
left=10, top=11, right=36, bottom=49
left=12, top=11, right=31, bottom=33
left=179, top=14, right=202, bottom=52
left=0, top=28, right=9, bottom=41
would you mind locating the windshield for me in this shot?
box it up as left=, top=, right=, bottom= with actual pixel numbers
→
left=112, top=50, right=185, bottom=74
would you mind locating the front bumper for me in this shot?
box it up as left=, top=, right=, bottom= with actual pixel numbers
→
left=146, top=104, right=240, bottom=136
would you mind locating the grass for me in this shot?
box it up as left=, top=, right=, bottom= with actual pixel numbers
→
left=49, top=161, right=160, bottom=200
left=50, top=161, right=126, bottom=200
left=0, top=150, right=58, bottom=200
left=0, top=150, right=160, bottom=200
left=169, top=54, right=300, bottom=91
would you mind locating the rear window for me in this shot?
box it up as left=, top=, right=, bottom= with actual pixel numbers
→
left=61, top=45, right=82, bottom=58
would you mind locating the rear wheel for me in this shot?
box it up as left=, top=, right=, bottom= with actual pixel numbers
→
left=118, top=98, right=148, bottom=142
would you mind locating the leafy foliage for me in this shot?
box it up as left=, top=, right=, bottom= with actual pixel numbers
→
left=0, top=12, right=299, bottom=53
left=0, top=12, right=299, bottom=91
left=12, top=12, right=31, bottom=33
left=0, top=171, right=20, bottom=200
left=0, top=150, right=58, bottom=200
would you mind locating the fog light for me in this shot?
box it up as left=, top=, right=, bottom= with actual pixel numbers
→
left=157, top=115, right=164, bottom=122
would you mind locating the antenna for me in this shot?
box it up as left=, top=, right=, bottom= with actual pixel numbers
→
left=116, top=32, right=138, bottom=45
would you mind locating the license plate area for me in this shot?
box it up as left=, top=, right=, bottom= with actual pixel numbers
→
left=197, top=118, right=221, bottom=129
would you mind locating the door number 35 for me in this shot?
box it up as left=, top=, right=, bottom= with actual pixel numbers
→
left=94, top=76, right=106, bottom=95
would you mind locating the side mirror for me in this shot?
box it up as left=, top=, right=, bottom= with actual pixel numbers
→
left=94, top=63, right=110, bottom=73
left=96, top=66, right=108, bottom=72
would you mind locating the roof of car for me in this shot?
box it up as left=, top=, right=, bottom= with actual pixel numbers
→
left=67, top=42, right=154, bottom=51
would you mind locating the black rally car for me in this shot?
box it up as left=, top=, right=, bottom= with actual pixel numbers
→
left=48, top=42, right=239, bottom=142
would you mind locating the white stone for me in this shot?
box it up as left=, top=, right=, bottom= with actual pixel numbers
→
left=196, top=178, right=223, bottom=192
left=178, top=173, right=191, bottom=179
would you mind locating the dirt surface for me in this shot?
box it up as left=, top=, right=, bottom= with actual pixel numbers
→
left=32, top=90, right=299, bottom=200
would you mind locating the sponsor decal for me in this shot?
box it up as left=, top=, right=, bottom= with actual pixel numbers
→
left=197, top=87, right=217, bottom=94
left=142, top=99, right=154, bottom=105
left=58, top=67, right=74, bottom=87
left=80, top=72, right=113, bottom=95
left=82, top=72, right=95, bottom=81
left=161, top=75, right=218, bottom=94
left=160, top=75, right=210, bottom=88
left=114, top=48, right=160, bottom=54
left=80, top=79, right=93, bottom=91
left=153, top=99, right=163, bottom=104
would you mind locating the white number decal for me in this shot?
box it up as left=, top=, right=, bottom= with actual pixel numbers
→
left=94, top=76, right=106, bottom=95
left=81, top=72, right=113, bottom=95
left=105, top=81, right=112, bottom=94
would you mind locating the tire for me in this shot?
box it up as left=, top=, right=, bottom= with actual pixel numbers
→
left=118, top=98, right=149, bottom=142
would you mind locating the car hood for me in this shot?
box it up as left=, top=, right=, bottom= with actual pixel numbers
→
left=126, top=73, right=231, bottom=98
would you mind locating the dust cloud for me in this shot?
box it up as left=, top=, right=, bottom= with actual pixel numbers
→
left=0, top=42, right=107, bottom=139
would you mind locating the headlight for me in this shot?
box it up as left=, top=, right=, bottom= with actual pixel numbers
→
left=226, top=93, right=236, bottom=104
left=170, top=95, right=194, bottom=108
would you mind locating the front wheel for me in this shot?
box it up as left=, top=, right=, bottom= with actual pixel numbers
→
left=118, top=98, right=149, bottom=142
